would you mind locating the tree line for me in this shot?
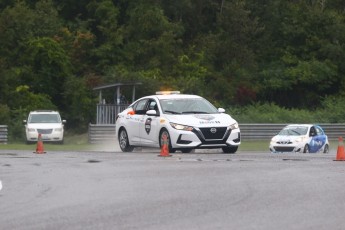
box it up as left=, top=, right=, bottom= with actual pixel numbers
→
left=0, top=0, right=345, bottom=137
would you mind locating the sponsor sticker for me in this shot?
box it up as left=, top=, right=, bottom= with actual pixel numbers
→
left=145, top=118, right=152, bottom=134
left=199, top=121, right=221, bottom=124
left=194, top=114, right=215, bottom=121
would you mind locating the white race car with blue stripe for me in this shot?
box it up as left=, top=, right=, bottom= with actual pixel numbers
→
left=269, top=124, right=329, bottom=153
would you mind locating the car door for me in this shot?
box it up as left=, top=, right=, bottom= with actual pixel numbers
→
left=127, top=99, right=149, bottom=145
left=140, top=99, right=161, bottom=147
left=315, top=126, right=326, bottom=149
left=309, top=126, right=325, bottom=153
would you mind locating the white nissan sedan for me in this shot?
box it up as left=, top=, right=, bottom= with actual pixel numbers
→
left=115, top=91, right=241, bottom=153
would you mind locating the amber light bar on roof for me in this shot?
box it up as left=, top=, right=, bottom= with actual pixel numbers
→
left=156, top=91, right=181, bottom=95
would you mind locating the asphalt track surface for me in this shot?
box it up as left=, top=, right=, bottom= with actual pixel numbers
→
left=1, top=146, right=345, bottom=230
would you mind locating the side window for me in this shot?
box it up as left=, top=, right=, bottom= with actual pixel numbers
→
left=315, top=126, right=323, bottom=136
left=148, top=100, right=158, bottom=111
left=309, top=127, right=316, bottom=136
left=133, top=99, right=148, bottom=115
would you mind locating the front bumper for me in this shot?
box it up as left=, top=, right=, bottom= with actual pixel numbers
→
left=170, top=127, right=241, bottom=149
left=269, top=143, right=304, bottom=153
left=26, top=131, right=64, bottom=142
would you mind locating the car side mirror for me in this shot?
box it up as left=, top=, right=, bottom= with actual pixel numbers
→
left=62, top=120, right=66, bottom=124
left=218, top=108, right=225, bottom=113
left=146, top=110, right=158, bottom=116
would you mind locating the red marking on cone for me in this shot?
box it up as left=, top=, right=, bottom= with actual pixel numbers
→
left=35, top=134, right=46, bottom=154
left=158, top=134, right=171, bottom=157
left=334, top=136, right=345, bottom=161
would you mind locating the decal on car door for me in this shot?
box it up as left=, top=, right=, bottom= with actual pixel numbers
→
left=309, top=136, right=325, bottom=153
left=145, top=118, right=152, bottom=134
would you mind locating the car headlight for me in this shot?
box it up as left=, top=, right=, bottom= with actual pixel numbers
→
left=27, top=128, right=35, bottom=132
left=295, top=137, right=306, bottom=143
left=55, top=128, right=63, bottom=132
left=170, top=123, right=193, bottom=131
left=270, top=137, right=277, bottom=144
left=230, top=122, right=239, bottom=130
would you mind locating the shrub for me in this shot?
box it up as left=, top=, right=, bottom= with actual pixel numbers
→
left=227, top=102, right=338, bottom=124
left=0, top=104, right=11, bottom=125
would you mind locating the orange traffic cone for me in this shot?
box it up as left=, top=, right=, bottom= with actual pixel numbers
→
left=334, top=136, right=345, bottom=161
left=35, top=134, right=46, bottom=154
left=158, top=134, right=171, bottom=157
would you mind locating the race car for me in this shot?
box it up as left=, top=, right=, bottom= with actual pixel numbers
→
left=269, top=124, right=329, bottom=153
left=115, top=91, right=241, bottom=153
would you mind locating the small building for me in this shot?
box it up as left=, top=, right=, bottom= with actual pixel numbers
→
left=93, top=82, right=142, bottom=124
left=88, top=82, right=142, bottom=143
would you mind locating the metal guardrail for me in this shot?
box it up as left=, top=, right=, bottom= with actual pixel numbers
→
left=240, top=123, right=345, bottom=141
left=88, top=123, right=345, bottom=144
left=320, top=124, right=345, bottom=140
left=88, top=124, right=116, bottom=144
left=0, top=125, right=8, bottom=144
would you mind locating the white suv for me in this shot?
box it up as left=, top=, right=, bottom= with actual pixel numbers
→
left=24, top=110, right=66, bottom=144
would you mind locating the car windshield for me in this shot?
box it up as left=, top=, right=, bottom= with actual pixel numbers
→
left=29, top=114, right=61, bottom=123
left=278, top=126, right=308, bottom=136
left=159, top=98, right=219, bottom=114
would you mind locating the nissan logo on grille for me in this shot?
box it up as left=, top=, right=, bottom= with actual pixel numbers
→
left=210, top=128, right=217, bottom=133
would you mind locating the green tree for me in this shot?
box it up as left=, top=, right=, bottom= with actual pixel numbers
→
left=249, top=1, right=345, bottom=108
left=0, top=104, right=10, bottom=125
left=0, top=0, right=68, bottom=108
left=63, top=76, right=96, bottom=131
left=170, top=52, right=208, bottom=96
left=20, top=37, right=72, bottom=109
left=0, top=1, right=37, bottom=65
left=121, top=1, right=183, bottom=72
left=86, top=0, right=122, bottom=69
left=201, top=0, right=260, bottom=105
left=9, top=85, right=56, bottom=113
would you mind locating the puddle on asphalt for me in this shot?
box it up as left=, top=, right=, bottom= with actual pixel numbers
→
left=177, top=158, right=253, bottom=162
left=0, top=153, right=17, bottom=156
left=282, top=158, right=309, bottom=161
left=87, top=159, right=101, bottom=163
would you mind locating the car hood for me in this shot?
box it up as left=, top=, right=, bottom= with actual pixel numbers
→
left=163, top=113, right=236, bottom=127
left=272, top=135, right=305, bottom=142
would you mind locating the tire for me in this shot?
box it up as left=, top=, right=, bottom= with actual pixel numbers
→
left=181, top=148, right=194, bottom=153
left=118, top=128, right=134, bottom=152
left=303, top=144, right=309, bottom=153
left=323, top=144, right=329, bottom=153
left=159, top=129, right=175, bottom=153
left=222, top=146, right=238, bottom=154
